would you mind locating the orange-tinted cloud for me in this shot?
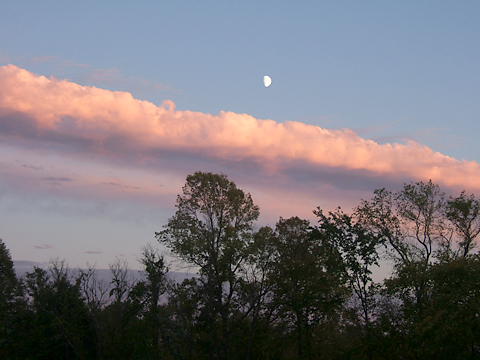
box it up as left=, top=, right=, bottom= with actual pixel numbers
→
left=0, top=64, right=479, bottom=221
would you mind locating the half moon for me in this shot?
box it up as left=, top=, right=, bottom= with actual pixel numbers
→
left=263, top=76, right=272, bottom=87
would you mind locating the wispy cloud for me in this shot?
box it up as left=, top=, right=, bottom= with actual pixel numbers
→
left=41, top=177, right=73, bottom=182
left=85, top=251, right=103, bottom=254
left=0, top=65, right=479, bottom=220
left=39, top=176, right=74, bottom=186
left=33, top=244, right=54, bottom=250
left=353, top=118, right=406, bottom=139
left=103, top=182, right=140, bottom=190
left=77, top=67, right=172, bottom=96
left=21, top=56, right=59, bottom=67
left=17, top=160, right=44, bottom=171
left=0, top=54, right=11, bottom=63
left=20, top=56, right=88, bottom=70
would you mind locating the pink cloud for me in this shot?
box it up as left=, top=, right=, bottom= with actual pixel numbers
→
left=0, top=64, right=479, bottom=221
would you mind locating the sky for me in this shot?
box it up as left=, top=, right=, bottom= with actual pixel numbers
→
left=0, top=1, right=479, bottom=271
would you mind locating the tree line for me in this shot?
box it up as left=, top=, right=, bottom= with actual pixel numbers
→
left=1, top=171, right=480, bottom=359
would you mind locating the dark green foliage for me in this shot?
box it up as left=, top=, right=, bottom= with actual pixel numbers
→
left=157, top=171, right=260, bottom=360
left=0, top=239, right=18, bottom=331
left=413, top=257, right=480, bottom=359
left=445, top=191, right=480, bottom=257
left=0, top=239, right=29, bottom=359
left=137, top=245, right=170, bottom=359
left=315, top=208, right=382, bottom=360
left=23, top=262, right=97, bottom=359
left=269, top=217, right=346, bottom=360
left=377, top=256, right=480, bottom=360
left=163, top=277, right=203, bottom=359
left=0, top=239, right=18, bottom=309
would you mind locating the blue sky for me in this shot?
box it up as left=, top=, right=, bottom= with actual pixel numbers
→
left=0, top=1, right=479, bottom=271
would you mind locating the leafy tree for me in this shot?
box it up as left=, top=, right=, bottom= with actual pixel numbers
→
left=393, top=180, right=447, bottom=264
left=0, top=239, right=18, bottom=331
left=356, top=181, right=447, bottom=266
left=315, top=208, right=381, bottom=324
left=445, top=191, right=480, bottom=258
left=23, top=261, right=96, bottom=359
left=78, top=264, right=110, bottom=360
left=137, top=245, right=170, bottom=359
left=239, top=225, right=278, bottom=360
left=157, top=171, right=259, bottom=359
left=0, top=239, right=28, bottom=358
left=355, top=188, right=407, bottom=264
left=315, top=207, right=382, bottom=360
left=0, top=239, right=18, bottom=313
left=357, top=181, right=447, bottom=313
left=354, top=181, right=480, bottom=359
left=163, top=277, right=203, bottom=360
left=102, top=258, right=142, bottom=360
left=404, top=257, right=480, bottom=359
left=268, top=217, right=345, bottom=359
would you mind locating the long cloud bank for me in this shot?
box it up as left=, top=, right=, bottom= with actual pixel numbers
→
left=1, top=64, right=479, bottom=221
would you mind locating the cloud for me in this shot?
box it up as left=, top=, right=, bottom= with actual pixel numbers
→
left=0, top=54, right=11, bottom=63
left=77, top=67, right=172, bottom=97
left=84, top=251, right=103, bottom=254
left=42, top=177, right=73, bottom=182
left=33, top=244, right=54, bottom=250
left=103, top=182, right=140, bottom=189
left=19, top=56, right=88, bottom=70
left=21, top=56, right=59, bottom=67
left=0, top=64, right=479, bottom=221
left=40, top=176, right=74, bottom=186
left=18, top=161, right=44, bottom=170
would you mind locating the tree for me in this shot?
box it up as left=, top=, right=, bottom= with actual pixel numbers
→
left=269, top=217, right=345, bottom=359
left=400, top=257, right=480, bottom=359
left=156, top=171, right=260, bottom=360
left=24, top=260, right=96, bottom=359
left=0, top=239, right=27, bottom=358
left=352, top=181, right=480, bottom=359
left=239, top=225, right=278, bottom=360
left=102, top=258, right=142, bottom=360
left=78, top=264, right=110, bottom=360
left=137, top=245, right=169, bottom=359
left=163, top=277, right=203, bottom=360
left=356, top=181, right=447, bottom=266
left=0, top=239, right=18, bottom=310
left=356, top=181, right=448, bottom=312
left=394, top=181, right=447, bottom=264
left=0, top=239, right=18, bottom=332
left=445, top=191, right=480, bottom=258
left=315, top=207, right=382, bottom=360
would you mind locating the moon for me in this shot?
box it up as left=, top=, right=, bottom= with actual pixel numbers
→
left=263, top=75, right=272, bottom=87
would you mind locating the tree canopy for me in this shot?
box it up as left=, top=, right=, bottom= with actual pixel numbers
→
left=2, top=175, right=480, bottom=360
